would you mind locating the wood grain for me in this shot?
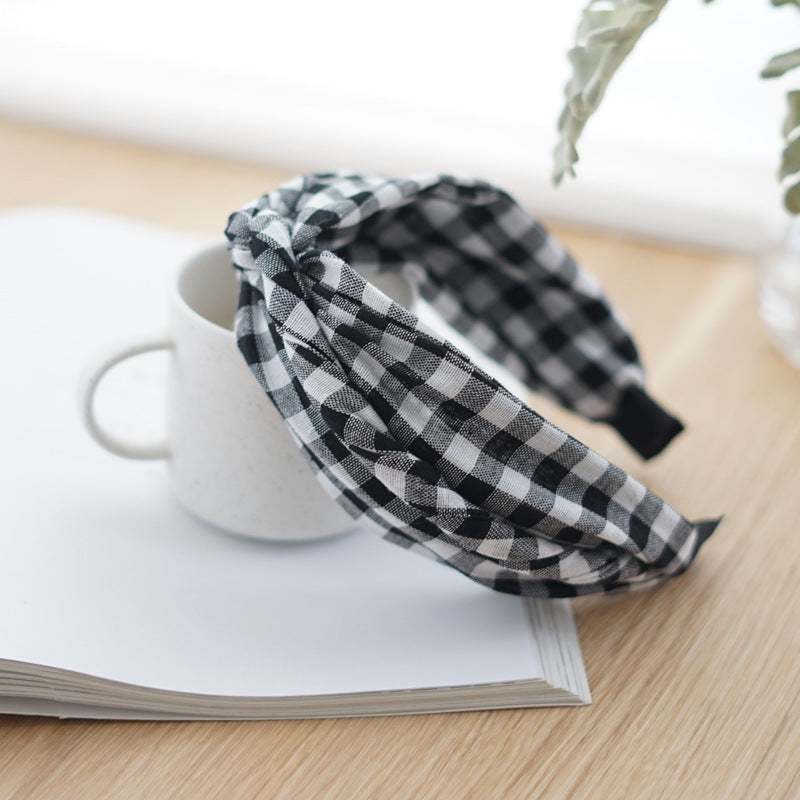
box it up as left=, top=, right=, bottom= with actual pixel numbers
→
left=1, top=117, right=798, bottom=800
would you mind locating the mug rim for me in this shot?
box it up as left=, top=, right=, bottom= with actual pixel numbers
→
left=173, top=242, right=237, bottom=337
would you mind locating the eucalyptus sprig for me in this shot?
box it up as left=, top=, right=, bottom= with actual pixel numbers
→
left=554, top=0, right=800, bottom=214
left=553, top=0, right=670, bottom=186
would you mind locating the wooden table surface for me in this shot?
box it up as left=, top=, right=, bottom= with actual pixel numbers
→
left=1, top=119, right=798, bottom=800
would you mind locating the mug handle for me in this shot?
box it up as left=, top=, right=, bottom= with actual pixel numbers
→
left=79, top=332, right=173, bottom=460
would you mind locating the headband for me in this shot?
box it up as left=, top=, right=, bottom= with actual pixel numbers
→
left=225, top=173, right=718, bottom=597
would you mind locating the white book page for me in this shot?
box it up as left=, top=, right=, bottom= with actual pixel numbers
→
left=0, top=208, right=556, bottom=699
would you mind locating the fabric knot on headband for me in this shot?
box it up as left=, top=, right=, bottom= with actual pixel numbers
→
left=225, top=172, right=718, bottom=597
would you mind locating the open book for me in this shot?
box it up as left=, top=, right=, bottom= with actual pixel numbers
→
left=0, top=207, right=590, bottom=719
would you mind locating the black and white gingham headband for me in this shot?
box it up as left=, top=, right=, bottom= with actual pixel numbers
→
left=225, top=173, right=718, bottom=597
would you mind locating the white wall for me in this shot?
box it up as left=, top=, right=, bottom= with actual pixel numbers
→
left=0, top=0, right=797, bottom=251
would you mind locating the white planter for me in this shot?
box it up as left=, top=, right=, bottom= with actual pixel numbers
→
left=759, top=219, right=800, bottom=369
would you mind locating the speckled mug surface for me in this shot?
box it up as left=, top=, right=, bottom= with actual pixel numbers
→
left=80, top=243, right=415, bottom=541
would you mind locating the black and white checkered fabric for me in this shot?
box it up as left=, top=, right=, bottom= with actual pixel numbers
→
left=225, top=173, right=718, bottom=597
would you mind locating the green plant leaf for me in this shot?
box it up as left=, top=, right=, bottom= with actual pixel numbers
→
left=783, top=90, right=800, bottom=138
left=552, top=0, right=671, bottom=185
left=779, top=91, right=800, bottom=214
left=761, top=48, right=800, bottom=79
left=784, top=181, right=800, bottom=213
left=780, top=132, right=800, bottom=180
left=771, top=0, right=800, bottom=8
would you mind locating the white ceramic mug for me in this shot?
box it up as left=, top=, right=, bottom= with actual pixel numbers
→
left=79, top=242, right=416, bottom=541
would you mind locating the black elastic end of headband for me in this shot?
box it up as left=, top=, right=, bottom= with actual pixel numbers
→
left=607, top=386, right=684, bottom=460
